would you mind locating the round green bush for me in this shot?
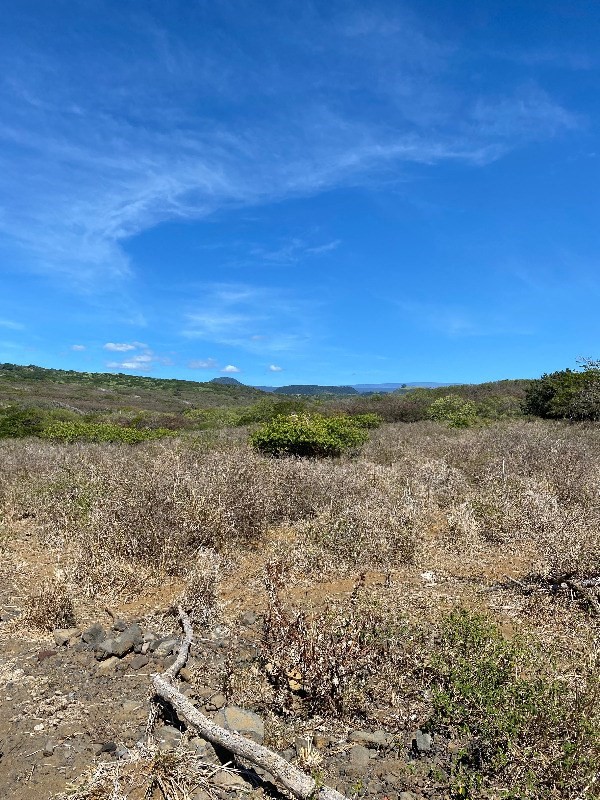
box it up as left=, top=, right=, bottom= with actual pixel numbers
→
left=249, top=413, right=369, bottom=458
left=428, top=394, right=478, bottom=428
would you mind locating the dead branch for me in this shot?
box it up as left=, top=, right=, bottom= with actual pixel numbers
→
left=564, top=580, right=600, bottom=617
left=152, top=606, right=349, bottom=800
left=497, top=574, right=600, bottom=617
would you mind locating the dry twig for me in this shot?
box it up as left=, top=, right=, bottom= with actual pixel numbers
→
left=152, top=605, right=349, bottom=800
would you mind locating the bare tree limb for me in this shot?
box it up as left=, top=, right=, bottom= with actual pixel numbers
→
left=564, top=580, right=600, bottom=617
left=152, top=607, right=349, bottom=800
left=163, top=604, right=194, bottom=681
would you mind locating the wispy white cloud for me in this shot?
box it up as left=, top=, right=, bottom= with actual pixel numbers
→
left=222, top=365, right=240, bottom=373
left=249, top=238, right=341, bottom=265
left=0, top=318, right=25, bottom=330
left=103, top=341, right=146, bottom=352
left=470, top=86, right=580, bottom=140
left=0, top=4, right=581, bottom=286
left=106, top=346, right=172, bottom=372
left=188, top=358, right=219, bottom=369
left=184, top=283, right=313, bottom=353
left=398, top=299, right=534, bottom=338
left=269, top=364, right=283, bottom=372
left=71, top=344, right=86, bottom=351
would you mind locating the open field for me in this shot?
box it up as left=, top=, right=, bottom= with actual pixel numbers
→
left=0, top=417, right=599, bottom=799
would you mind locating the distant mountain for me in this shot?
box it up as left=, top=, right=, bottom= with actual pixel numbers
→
left=352, top=382, right=450, bottom=393
left=209, top=377, right=244, bottom=386
left=272, top=384, right=359, bottom=396
left=254, top=381, right=452, bottom=394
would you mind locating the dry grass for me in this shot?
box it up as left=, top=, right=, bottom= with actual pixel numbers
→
left=2, top=418, right=600, bottom=798
left=23, top=574, right=77, bottom=631
left=1, top=419, right=600, bottom=600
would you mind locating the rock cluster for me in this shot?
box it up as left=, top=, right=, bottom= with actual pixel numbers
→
left=0, top=611, right=454, bottom=800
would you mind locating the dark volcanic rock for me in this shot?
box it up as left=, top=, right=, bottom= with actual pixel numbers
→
left=82, top=623, right=106, bottom=646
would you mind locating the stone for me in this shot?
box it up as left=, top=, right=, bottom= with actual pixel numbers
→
left=33, top=723, right=44, bottom=732
left=348, top=745, right=371, bottom=769
left=179, top=667, right=192, bottom=682
left=43, top=740, right=56, bottom=757
left=412, top=730, right=432, bottom=753
left=53, top=628, right=81, bottom=647
left=0, top=607, right=20, bottom=622
left=115, top=745, right=129, bottom=759
left=313, top=733, right=331, bottom=750
left=153, top=637, right=179, bottom=656
left=189, top=737, right=221, bottom=764
left=100, top=741, right=117, bottom=754
left=214, top=707, right=264, bottom=745
left=37, top=649, right=57, bottom=662
left=240, top=611, right=258, bottom=627
left=129, top=654, right=149, bottom=670
left=96, top=656, right=119, bottom=675
left=121, top=700, right=142, bottom=715
left=399, top=793, right=417, bottom=800
left=211, top=771, right=249, bottom=790
left=206, top=692, right=226, bottom=711
left=110, top=623, right=144, bottom=657
left=95, top=640, right=115, bottom=660
left=155, top=724, right=182, bottom=750
left=112, top=618, right=127, bottom=632
left=280, top=748, right=295, bottom=762
left=348, top=730, right=392, bottom=749
left=82, top=623, right=106, bottom=646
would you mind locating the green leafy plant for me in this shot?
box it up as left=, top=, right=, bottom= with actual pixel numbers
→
left=0, top=405, right=46, bottom=438
left=41, top=420, right=174, bottom=444
left=428, top=395, right=478, bottom=428
left=236, top=398, right=308, bottom=425
left=249, top=412, right=369, bottom=458
left=346, top=412, right=383, bottom=429
left=523, top=360, right=600, bottom=421
left=430, top=609, right=600, bottom=799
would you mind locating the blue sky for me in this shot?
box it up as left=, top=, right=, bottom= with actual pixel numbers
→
left=1, top=0, right=599, bottom=385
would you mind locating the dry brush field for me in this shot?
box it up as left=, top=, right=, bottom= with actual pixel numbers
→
left=0, top=419, right=599, bottom=800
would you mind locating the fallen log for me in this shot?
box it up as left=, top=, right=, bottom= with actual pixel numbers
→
left=152, top=606, right=349, bottom=800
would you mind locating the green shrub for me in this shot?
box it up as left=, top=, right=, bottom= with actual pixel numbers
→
left=430, top=609, right=599, bottom=798
left=0, top=405, right=46, bottom=438
left=428, top=395, right=478, bottom=428
left=346, top=412, right=383, bottom=429
left=524, top=360, right=600, bottom=421
left=236, top=398, right=307, bottom=426
left=41, top=420, right=174, bottom=444
left=249, top=413, right=369, bottom=458
left=184, top=407, right=243, bottom=429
